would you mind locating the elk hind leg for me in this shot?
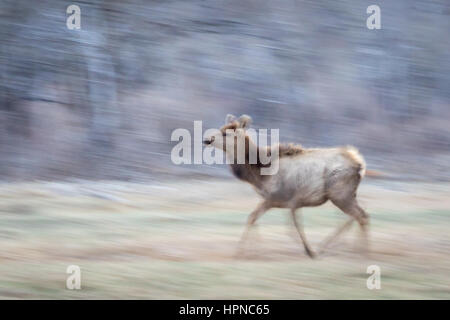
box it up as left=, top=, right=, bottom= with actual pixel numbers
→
left=354, top=202, right=370, bottom=254
left=318, top=217, right=354, bottom=254
left=329, top=198, right=370, bottom=254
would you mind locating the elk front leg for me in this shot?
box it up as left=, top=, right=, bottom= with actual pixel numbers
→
left=290, top=208, right=316, bottom=258
left=235, top=201, right=270, bottom=257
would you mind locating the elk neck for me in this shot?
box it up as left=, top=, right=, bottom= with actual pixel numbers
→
left=228, top=135, right=270, bottom=189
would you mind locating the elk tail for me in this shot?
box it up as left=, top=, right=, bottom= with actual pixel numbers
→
left=345, top=147, right=366, bottom=178
left=364, top=169, right=385, bottom=178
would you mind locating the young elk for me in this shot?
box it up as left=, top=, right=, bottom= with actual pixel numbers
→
left=203, top=114, right=370, bottom=258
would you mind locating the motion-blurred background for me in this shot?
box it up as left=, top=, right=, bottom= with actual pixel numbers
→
left=1, top=0, right=449, bottom=181
left=0, top=0, right=449, bottom=299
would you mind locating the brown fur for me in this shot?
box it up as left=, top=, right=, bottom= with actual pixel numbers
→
left=204, top=114, right=370, bottom=258
left=277, top=143, right=305, bottom=157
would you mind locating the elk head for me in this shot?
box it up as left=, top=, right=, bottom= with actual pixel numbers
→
left=203, top=114, right=252, bottom=156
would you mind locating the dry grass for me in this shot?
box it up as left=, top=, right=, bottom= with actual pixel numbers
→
left=0, top=179, right=449, bottom=299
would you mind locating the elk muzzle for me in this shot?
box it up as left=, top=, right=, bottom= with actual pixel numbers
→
left=203, top=136, right=215, bottom=145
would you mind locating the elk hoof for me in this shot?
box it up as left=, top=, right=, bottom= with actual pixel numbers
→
left=305, top=248, right=316, bottom=259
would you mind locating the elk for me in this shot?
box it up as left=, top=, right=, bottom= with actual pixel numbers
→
left=203, top=114, right=370, bottom=258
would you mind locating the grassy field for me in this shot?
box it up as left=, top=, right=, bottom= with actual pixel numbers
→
left=0, top=179, right=449, bottom=299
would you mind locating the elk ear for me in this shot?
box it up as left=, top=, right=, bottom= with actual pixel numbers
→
left=238, top=114, right=252, bottom=129
left=225, top=114, right=236, bottom=124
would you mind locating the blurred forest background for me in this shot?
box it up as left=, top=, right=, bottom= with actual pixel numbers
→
left=1, top=0, right=449, bottom=181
